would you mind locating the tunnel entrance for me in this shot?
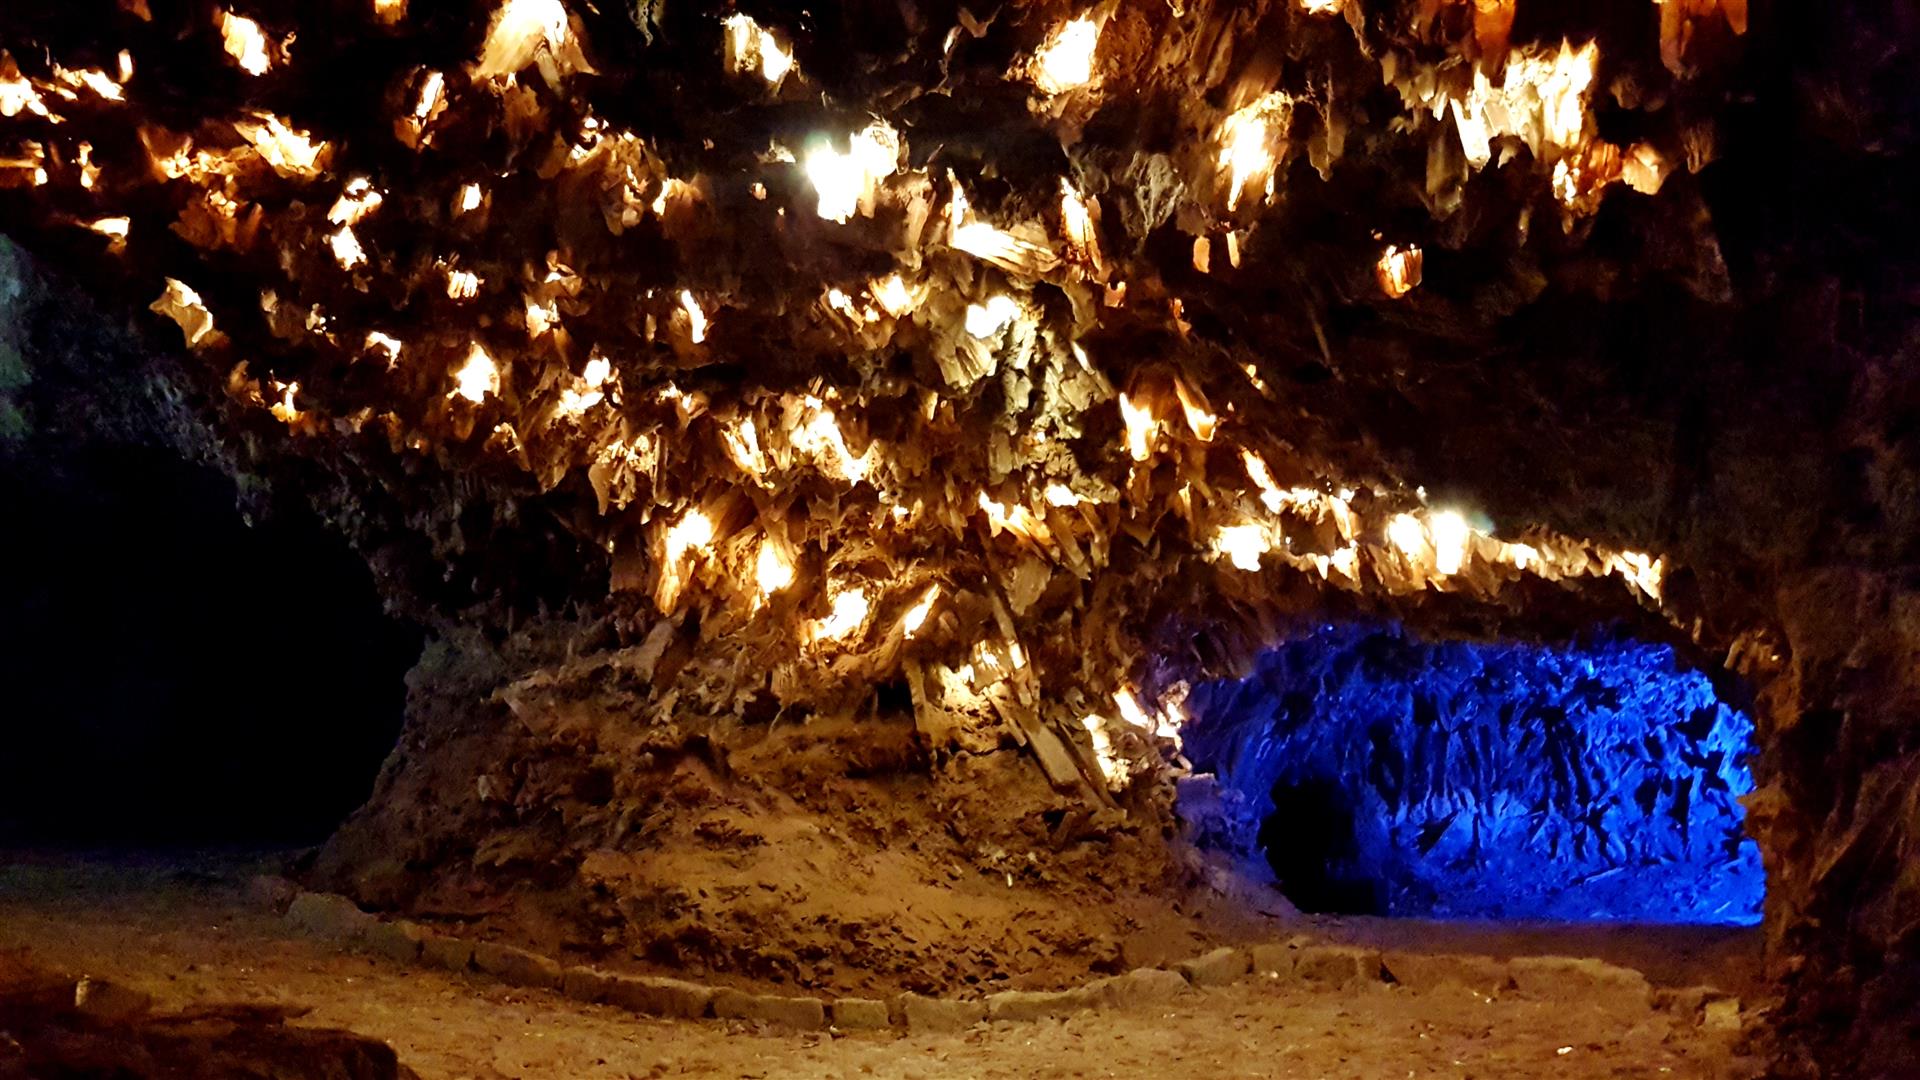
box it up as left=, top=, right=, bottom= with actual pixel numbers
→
left=0, top=445, right=420, bottom=848
left=1179, top=626, right=1765, bottom=925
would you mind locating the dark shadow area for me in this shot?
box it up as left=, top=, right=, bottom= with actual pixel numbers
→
left=1180, top=625, right=1765, bottom=925
left=0, top=445, right=419, bottom=848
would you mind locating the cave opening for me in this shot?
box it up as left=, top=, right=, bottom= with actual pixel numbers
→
left=1180, top=625, right=1765, bottom=926
left=0, top=444, right=420, bottom=850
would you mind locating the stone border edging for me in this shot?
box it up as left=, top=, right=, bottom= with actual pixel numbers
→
left=269, top=884, right=1743, bottom=1035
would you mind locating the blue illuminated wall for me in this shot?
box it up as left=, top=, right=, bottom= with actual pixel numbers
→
left=1178, top=627, right=1765, bottom=924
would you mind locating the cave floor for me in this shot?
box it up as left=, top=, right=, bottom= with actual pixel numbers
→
left=0, top=852, right=1764, bottom=1079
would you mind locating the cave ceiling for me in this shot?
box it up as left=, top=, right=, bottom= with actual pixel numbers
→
left=0, top=0, right=1862, bottom=784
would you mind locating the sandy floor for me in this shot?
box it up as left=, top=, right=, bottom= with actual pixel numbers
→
left=0, top=852, right=1761, bottom=1079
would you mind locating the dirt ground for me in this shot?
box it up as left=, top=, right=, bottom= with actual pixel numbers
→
left=0, top=851, right=1763, bottom=1079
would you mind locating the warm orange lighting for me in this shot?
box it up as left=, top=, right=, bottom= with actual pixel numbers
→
left=679, top=289, right=709, bottom=343
left=151, top=278, right=215, bottom=346
left=328, top=227, right=367, bottom=270
left=475, top=0, right=593, bottom=83
left=901, top=585, right=940, bottom=638
left=234, top=113, right=327, bottom=178
left=870, top=274, right=919, bottom=318
left=1214, top=524, right=1270, bottom=571
left=1376, top=244, right=1423, bottom=298
left=365, top=331, right=403, bottom=365
left=446, top=269, right=481, bottom=300
left=1430, top=510, right=1469, bottom=576
left=269, top=380, right=302, bottom=423
left=1031, top=16, right=1100, bottom=95
left=451, top=344, right=499, bottom=403
left=805, top=121, right=899, bottom=223
left=328, top=178, right=385, bottom=225
left=723, top=14, right=795, bottom=86
left=964, top=295, right=1020, bottom=339
left=811, top=585, right=871, bottom=643
left=754, top=538, right=795, bottom=599
left=1118, top=393, right=1159, bottom=462
left=1218, top=93, right=1291, bottom=212
left=219, top=11, right=273, bottom=76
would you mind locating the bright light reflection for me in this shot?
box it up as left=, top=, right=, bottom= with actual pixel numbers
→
left=1031, top=16, right=1100, bottom=95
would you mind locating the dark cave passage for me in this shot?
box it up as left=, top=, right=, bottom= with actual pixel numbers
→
left=0, top=446, right=419, bottom=848
left=1179, top=626, right=1765, bottom=925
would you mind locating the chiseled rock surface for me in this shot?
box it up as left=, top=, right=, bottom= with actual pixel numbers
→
left=830, top=997, right=891, bottom=1030
left=561, top=966, right=615, bottom=1004
left=985, top=988, right=1090, bottom=1022
left=1290, top=945, right=1385, bottom=989
left=713, top=988, right=828, bottom=1030
left=1177, top=946, right=1250, bottom=988
left=895, top=992, right=988, bottom=1033
left=1249, top=938, right=1316, bottom=977
left=602, top=973, right=717, bottom=1019
left=1088, top=967, right=1192, bottom=1009
left=470, top=941, right=563, bottom=990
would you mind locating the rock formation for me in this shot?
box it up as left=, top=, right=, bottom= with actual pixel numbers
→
left=1, top=0, right=1913, bottom=1073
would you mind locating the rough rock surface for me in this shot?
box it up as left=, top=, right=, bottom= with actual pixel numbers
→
left=0, top=949, right=414, bottom=1079
left=0, top=0, right=1914, bottom=1074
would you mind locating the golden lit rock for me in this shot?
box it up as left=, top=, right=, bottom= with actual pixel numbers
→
left=1376, top=244, right=1423, bottom=298
left=218, top=11, right=273, bottom=77
left=804, top=121, right=899, bottom=224
left=450, top=344, right=499, bottom=403
left=1030, top=16, right=1100, bottom=96
left=150, top=278, right=214, bottom=347
left=723, top=14, right=795, bottom=87
left=1218, top=93, right=1292, bottom=213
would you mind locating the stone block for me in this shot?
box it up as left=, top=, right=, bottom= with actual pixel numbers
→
left=713, top=988, right=828, bottom=1030
left=471, top=941, right=563, bottom=990
left=1291, top=945, right=1384, bottom=988
left=830, top=997, right=892, bottom=1030
left=1091, top=967, right=1191, bottom=1008
left=362, top=919, right=428, bottom=963
left=73, top=977, right=152, bottom=1022
left=1508, top=956, right=1653, bottom=1011
left=1249, top=935, right=1320, bottom=976
left=603, top=974, right=717, bottom=1019
left=286, top=892, right=376, bottom=941
left=420, top=934, right=474, bottom=972
left=895, top=992, right=988, bottom=1032
left=561, top=966, right=614, bottom=1004
left=1177, top=946, right=1250, bottom=987
left=1381, top=951, right=1511, bottom=995
left=984, top=988, right=1088, bottom=1022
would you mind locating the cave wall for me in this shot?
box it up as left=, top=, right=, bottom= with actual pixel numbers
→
left=1179, top=626, right=1764, bottom=923
left=0, top=0, right=1916, bottom=1072
left=0, top=238, right=420, bottom=845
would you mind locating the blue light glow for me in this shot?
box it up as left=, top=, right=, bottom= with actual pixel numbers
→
left=1178, top=627, right=1765, bottom=925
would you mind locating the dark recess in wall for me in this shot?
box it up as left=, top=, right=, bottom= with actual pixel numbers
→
left=0, top=445, right=419, bottom=848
